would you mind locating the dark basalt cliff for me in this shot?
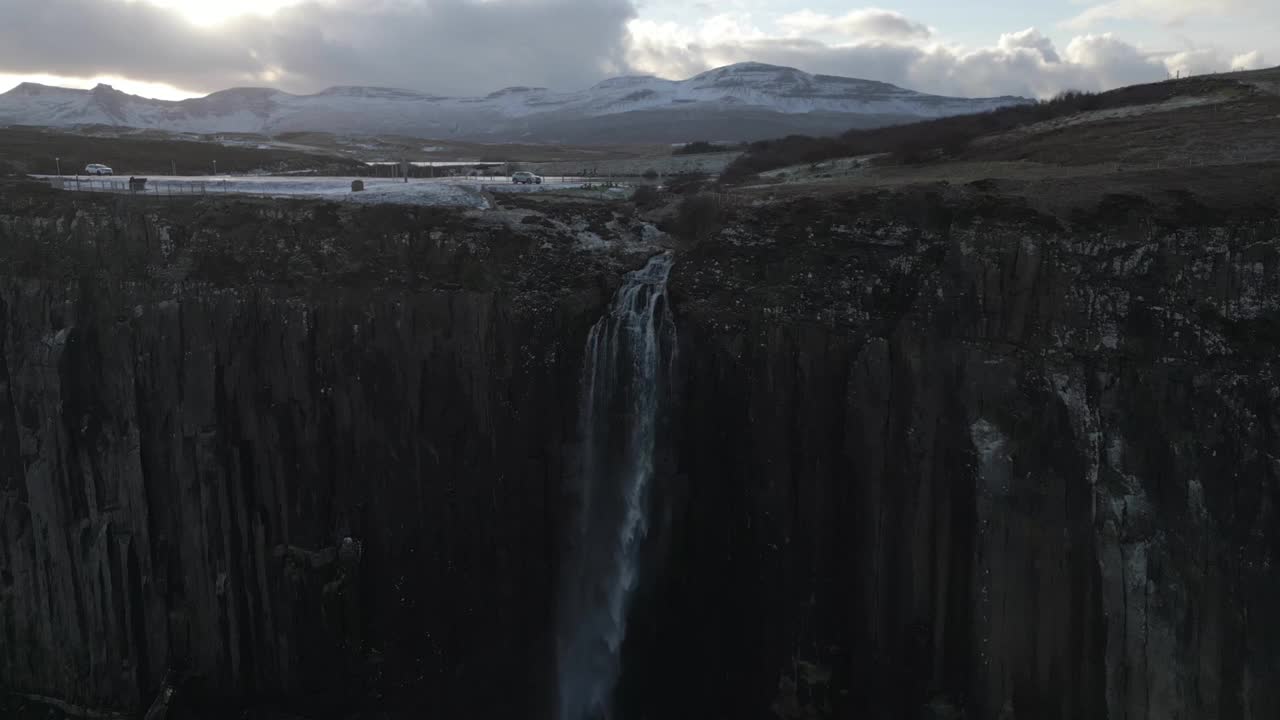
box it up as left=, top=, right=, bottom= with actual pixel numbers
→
left=650, top=190, right=1280, bottom=720
left=1, top=183, right=1278, bottom=720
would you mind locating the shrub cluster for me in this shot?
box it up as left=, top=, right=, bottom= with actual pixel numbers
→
left=674, top=140, right=740, bottom=155
left=669, top=193, right=723, bottom=245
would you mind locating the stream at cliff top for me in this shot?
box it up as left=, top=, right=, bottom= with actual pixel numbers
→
left=556, top=253, right=677, bottom=720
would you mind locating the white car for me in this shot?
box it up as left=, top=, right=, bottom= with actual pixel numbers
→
left=84, top=163, right=114, bottom=176
left=511, top=171, right=543, bottom=185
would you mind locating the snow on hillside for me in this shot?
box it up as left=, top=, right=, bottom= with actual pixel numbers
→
left=0, top=63, right=1031, bottom=141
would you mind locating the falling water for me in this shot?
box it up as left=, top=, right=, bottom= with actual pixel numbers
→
left=557, top=253, right=677, bottom=720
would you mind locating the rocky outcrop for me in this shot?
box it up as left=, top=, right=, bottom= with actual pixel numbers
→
left=1, top=183, right=1278, bottom=719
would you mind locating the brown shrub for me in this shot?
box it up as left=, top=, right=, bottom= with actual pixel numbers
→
left=674, top=141, right=739, bottom=155
left=631, top=184, right=662, bottom=209
left=662, top=172, right=712, bottom=195
left=670, top=193, right=723, bottom=245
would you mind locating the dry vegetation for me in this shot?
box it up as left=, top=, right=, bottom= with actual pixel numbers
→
left=0, top=126, right=366, bottom=176
left=667, top=194, right=725, bottom=246
left=271, top=131, right=670, bottom=163
left=720, top=75, right=1251, bottom=183
left=674, top=141, right=743, bottom=156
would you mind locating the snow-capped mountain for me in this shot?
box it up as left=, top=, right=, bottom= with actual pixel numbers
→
left=0, top=62, right=1031, bottom=143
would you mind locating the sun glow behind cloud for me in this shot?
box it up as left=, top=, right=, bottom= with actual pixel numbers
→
left=0, top=1, right=309, bottom=97
left=144, top=0, right=304, bottom=26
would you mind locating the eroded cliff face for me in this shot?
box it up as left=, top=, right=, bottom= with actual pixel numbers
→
left=1, top=184, right=1278, bottom=720
left=643, top=191, right=1280, bottom=720
left=0, top=189, right=646, bottom=718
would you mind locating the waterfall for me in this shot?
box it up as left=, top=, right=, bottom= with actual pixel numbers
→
left=557, top=252, right=677, bottom=720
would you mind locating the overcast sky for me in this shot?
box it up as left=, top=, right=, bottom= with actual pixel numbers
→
left=0, top=0, right=1273, bottom=100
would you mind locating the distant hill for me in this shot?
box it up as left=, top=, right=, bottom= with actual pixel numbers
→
left=0, top=62, right=1031, bottom=144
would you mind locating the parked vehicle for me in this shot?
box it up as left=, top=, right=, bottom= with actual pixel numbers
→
left=511, top=171, right=543, bottom=185
left=85, top=163, right=114, bottom=175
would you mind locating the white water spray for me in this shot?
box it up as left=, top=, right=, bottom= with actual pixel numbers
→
left=557, top=253, right=676, bottom=720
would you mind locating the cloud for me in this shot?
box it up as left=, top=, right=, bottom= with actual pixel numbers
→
left=627, top=11, right=1270, bottom=100
left=777, top=9, right=931, bottom=41
left=0, top=0, right=1268, bottom=102
left=1060, top=34, right=1170, bottom=89
left=1161, top=48, right=1231, bottom=77
left=0, top=0, right=637, bottom=95
left=0, top=0, right=264, bottom=91
left=1231, top=50, right=1267, bottom=70
left=998, top=27, right=1061, bottom=63
left=1064, top=0, right=1266, bottom=29
left=626, top=20, right=1181, bottom=99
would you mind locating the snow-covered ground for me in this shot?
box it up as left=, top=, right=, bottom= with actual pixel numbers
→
left=36, top=174, right=601, bottom=208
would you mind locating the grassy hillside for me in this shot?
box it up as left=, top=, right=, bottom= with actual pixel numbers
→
left=0, top=126, right=366, bottom=176
left=720, top=75, right=1254, bottom=182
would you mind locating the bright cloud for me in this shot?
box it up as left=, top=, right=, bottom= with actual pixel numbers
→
left=627, top=10, right=1269, bottom=100
left=1231, top=50, right=1267, bottom=70
left=147, top=0, right=307, bottom=26
left=1064, top=0, right=1267, bottom=29
left=777, top=9, right=932, bottom=41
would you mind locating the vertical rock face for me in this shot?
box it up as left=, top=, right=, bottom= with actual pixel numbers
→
left=2, top=187, right=1279, bottom=720
left=638, top=193, right=1280, bottom=720
left=0, top=282, right=583, bottom=716
left=0, top=192, right=636, bottom=718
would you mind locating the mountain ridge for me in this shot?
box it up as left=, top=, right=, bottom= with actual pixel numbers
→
left=0, top=62, right=1032, bottom=143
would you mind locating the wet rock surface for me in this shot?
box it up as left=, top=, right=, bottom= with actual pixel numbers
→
left=1, top=183, right=1278, bottom=719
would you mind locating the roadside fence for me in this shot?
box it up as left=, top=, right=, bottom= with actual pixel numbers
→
left=52, top=177, right=239, bottom=198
